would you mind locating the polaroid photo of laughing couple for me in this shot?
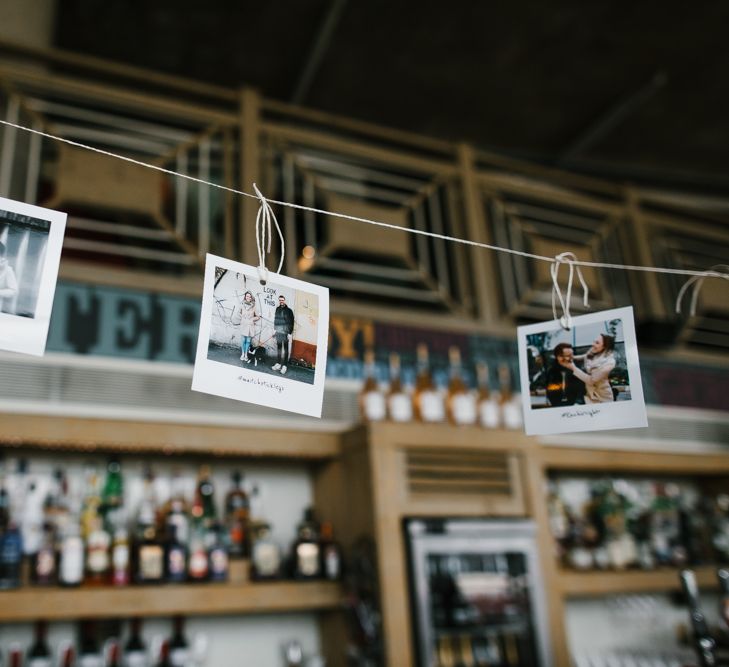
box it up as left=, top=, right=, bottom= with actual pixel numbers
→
left=518, top=306, right=648, bottom=436
left=192, top=254, right=329, bottom=418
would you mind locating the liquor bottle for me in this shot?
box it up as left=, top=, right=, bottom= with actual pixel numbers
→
left=0, top=517, right=23, bottom=589
left=22, top=478, right=45, bottom=561
left=26, top=621, right=52, bottom=667
left=6, top=645, right=21, bottom=667
left=110, top=523, right=131, bottom=587
left=359, top=349, right=386, bottom=422
left=165, top=524, right=187, bottom=584
left=187, top=523, right=209, bottom=583
left=85, top=514, right=112, bottom=585
left=105, top=641, right=122, bottom=667
left=134, top=469, right=164, bottom=585
left=386, top=353, right=412, bottom=422
left=45, top=469, right=71, bottom=551
left=476, top=363, right=500, bottom=429
left=680, top=569, right=718, bottom=667
left=166, top=472, right=189, bottom=550
left=718, top=569, right=729, bottom=632
left=191, top=467, right=216, bottom=529
left=59, top=519, right=84, bottom=587
left=498, top=364, right=523, bottom=430
left=80, top=466, right=101, bottom=542
left=445, top=347, right=476, bottom=426
left=153, top=642, right=170, bottom=667
left=78, top=621, right=103, bottom=667
left=292, top=507, right=321, bottom=579
left=546, top=483, right=570, bottom=564
left=32, top=521, right=57, bottom=585
left=168, top=618, right=189, bottom=667
left=224, top=471, right=249, bottom=559
left=250, top=522, right=281, bottom=580
left=412, top=344, right=445, bottom=423
left=208, top=523, right=229, bottom=583
left=100, top=459, right=124, bottom=525
left=319, top=521, right=342, bottom=581
left=124, top=618, right=147, bottom=667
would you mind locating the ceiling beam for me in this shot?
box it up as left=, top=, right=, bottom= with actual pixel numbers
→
left=290, top=0, right=348, bottom=105
left=559, top=70, right=668, bottom=164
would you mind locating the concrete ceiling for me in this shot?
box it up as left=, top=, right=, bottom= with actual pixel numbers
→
left=54, top=0, right=729, bottom=190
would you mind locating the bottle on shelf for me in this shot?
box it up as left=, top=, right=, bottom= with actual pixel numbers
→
left=124, top=618, right=148, bottom=667
left=78, top=620, right=103, bottom=667
left=59, top=516, right=84, bottom=588
left=168, top=617, right=189, bottom=667
left=80, top=466, right=101, bottom=542
left=476, top=362, right=500, bottom=429
left=165, top=471, right=190, bottom=552
left=191, top=466, right=216, bottom=530
left=0, top=515, right=23, bottom=589
left=26, top=620, right=52, bottom=667
left=45, top=469, right=71, bottom=552
left=412, top=344, right=445, bottom=423
left=85, top=514, right=112, bottom=586
left=208, top=523, right=229, bottom=583
left=250, top=522, right=281, bottom=580
left=359, top=349, right=386, bottom=422
left=134, top=468, right=164, bottom=585
left=292, top=507, right=321, bottom=579
left=110, top=519, right=131, bottom=587
left=32, top=521, right=57, bottom=586
left=187, top=522, right=209, bottom=583
left=497, top=364, right=523, bottom=430
left=224, top=471, right=249, bottom=559
left=100, top=458, right=124, bottom=527
left=165, top=524, right=187, bottom=584
left=105, top=640, right=122, bottom=667
left=319, top=521, right=342, bottom=581
left=445, top=346, right=476, bottom=426
left=21, top=476, right=45, bottom=564
left=386, top=352, right=412, bottom=422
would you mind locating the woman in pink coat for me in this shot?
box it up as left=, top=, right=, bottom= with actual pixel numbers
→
left=560, top=333, right=616, bottom=404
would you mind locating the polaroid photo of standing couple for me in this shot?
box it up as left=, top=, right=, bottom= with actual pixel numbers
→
left=192, top=254, right=329, bottom=418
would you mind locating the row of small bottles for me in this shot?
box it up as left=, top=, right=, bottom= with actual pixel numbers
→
left=547, top=476, right=729, bottom=572
left=0, top=458, right=342, bottom=589
left=359, top=345, right=523, bottom=429
left=435, top=632, right=526, bottom=667
left=0, top=617, right=204, bottom=667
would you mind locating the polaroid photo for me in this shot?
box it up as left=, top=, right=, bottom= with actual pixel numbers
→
left=0, top=197, right=67, bottom=356
left=192, top=254, right=330, bottom=417
left=518, top=306, right=647, bottom=436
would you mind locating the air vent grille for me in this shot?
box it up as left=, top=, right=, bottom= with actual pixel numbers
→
left=405, top=447, right=514, bottom=497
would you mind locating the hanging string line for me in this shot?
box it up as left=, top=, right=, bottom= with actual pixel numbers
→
left=0, top=118, right=727, bottom=281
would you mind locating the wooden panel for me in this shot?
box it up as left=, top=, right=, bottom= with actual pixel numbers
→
left=556, top=565, right=718, bottom=597
left=0, top=413, right=340, bottom=459
left=540, top=446, right=729, bottom=474
left=0, top=581, right=343, bottom=622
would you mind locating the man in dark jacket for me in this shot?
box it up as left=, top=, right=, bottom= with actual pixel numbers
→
left=272, top=294, right=295, bottom=375
left=545, top=343, right=585, bottom=407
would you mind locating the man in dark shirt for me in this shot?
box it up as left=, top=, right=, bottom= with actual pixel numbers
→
left=271, top=294, right=294, bottom=375
left=545, top=343, right=585, bottom=407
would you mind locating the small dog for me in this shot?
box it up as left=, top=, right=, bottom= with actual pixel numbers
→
left=246, top=345, right=266, bottom=367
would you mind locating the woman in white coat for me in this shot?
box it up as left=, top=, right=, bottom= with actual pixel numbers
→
left=560, top=333, right=616, bottom=404
left=238, top=291, right=260, bottom=362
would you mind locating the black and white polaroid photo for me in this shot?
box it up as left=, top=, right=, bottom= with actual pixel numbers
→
left=0, top=197, right=67, bottom=356
left=518, top=306, right=647, bottom=436
left=192, top=254, right=329, bottom=417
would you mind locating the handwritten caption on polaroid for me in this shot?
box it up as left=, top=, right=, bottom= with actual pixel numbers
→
left=237, top=373, right=284, bottom=394
left=560, top=407, right=601, bottom=419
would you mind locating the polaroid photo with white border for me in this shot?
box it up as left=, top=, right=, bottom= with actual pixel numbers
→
left=518, top=306, right=647, bottom=436
left=0, top=197, right=67, bottom=356
left=192, top=254, right=329, bottom=418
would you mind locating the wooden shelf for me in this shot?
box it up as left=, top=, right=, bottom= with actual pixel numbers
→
left=0, top=581, right=344, bottom=622
left=556, top=565, right=718, bottom=597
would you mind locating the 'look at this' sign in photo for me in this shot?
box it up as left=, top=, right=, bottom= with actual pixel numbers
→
left=192, top=254, right=329, bottom=418
left=517, top=306, right=648, bottom=436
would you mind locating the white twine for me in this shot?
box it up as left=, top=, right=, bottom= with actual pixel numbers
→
left=0, top=118, right=727, bottom=283
left=252, top=183, right=284, bottom=284
left=675, top=263, right=729, bottom=316
left=550, top=252, right=590, bottom=330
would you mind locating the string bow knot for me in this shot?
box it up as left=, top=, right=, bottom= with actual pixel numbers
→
left=253, top=182, right=285, bottom=285
left=550, top=252, right=590, bottom=330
